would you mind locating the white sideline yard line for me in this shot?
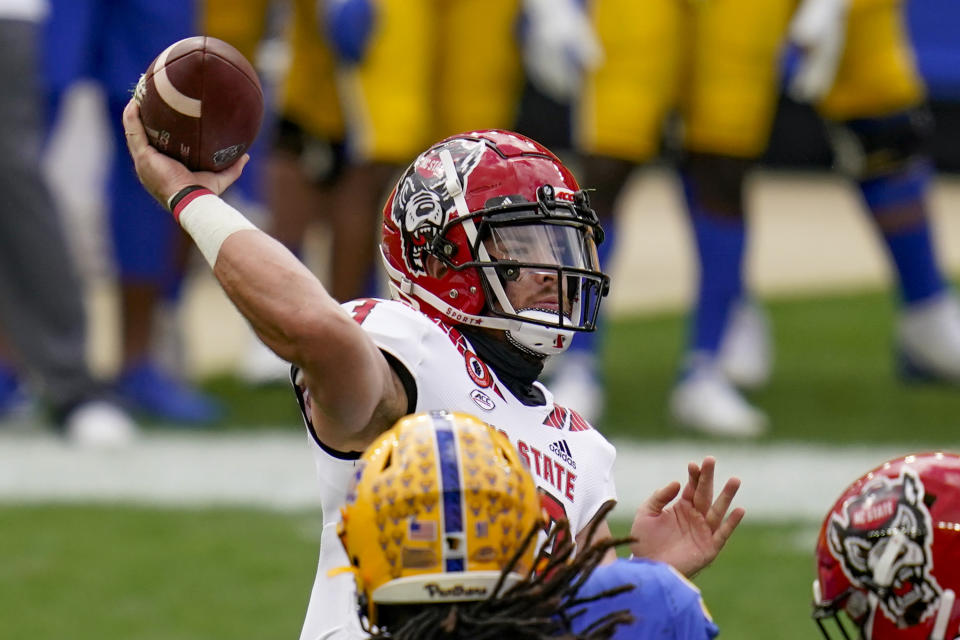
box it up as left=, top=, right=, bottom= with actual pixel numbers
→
left=3, top=430, right=952, bottom=523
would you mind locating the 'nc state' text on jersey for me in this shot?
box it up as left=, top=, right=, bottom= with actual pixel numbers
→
left=517, top=439, right=576, bottom=501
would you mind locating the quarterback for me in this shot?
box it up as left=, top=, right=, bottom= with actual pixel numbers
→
left=122, top=106, right=743, bottom=639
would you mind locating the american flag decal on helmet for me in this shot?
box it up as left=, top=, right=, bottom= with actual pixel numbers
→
left=408, top=519, right=437, bottom=542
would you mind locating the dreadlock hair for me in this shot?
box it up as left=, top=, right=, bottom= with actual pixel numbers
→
left=368, top=502, right=635, bottom=640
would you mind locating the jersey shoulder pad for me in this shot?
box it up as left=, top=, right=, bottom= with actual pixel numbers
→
left=341, top=297, right=432, bottom=343
left=340, top=297, right=458, bottom=374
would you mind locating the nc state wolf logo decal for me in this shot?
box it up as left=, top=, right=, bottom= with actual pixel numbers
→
left=827, top=468, right=943, bottom=627
left=390, top=139, right=485, bottom=276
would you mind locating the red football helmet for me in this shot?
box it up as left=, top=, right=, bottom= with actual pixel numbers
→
left=813, top=452, right=960, bottom=639
left=380, top=130, right=609, bottom=356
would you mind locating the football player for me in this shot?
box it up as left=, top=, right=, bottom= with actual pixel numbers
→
left=121, top=112, right=745, bottom=640
left=571, top=0, right=795, bottom=436
left=337, top=410, right=720, bottom=640
left=789, top=0, right=960, bottom=390
left=568, top=0, right=960, bottom=437
left=813, top=451, right=960, bottom=639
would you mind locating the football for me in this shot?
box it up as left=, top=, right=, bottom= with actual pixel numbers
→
left=134, top=36, right=263, bottom=172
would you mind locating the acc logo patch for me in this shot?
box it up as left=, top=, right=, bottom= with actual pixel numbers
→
left=470, top=389, right=495, bottom=411
left=464, top=352, right=492, bottom=388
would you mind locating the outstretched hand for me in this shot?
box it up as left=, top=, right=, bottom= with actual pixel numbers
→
left=121, top=99, right=248, bottom=210
left=629, top=456, right=744, bottom=577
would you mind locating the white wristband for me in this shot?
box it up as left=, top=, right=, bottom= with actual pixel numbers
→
left=178, top=194, right=257, bottom=267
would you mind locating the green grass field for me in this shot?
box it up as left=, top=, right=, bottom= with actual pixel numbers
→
left=6, top=286, right=960, bottom=638
left=601, top=287, right=960, bottom=445
left=2, top=505, right=317, bottom=640
left=2, top=505, right=817, bottom=640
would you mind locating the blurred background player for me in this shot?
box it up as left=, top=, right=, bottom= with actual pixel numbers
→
left=780, top=0, right=960, bottom=397
left=203, top=0, right=351, bottom=384
left=0, top=0, right=135, bottom=445
left=812, top=451, right=960, bottom=638
left=40, top=0, right=222, bottom=424
left=568, top=0, right=794, bottom=435
left=338, top=410, right=720, bottom=640
left=564, top=0, right=960, bottom=437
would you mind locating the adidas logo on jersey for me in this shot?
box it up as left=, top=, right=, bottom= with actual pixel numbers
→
left=549, top=439, right=576, bottom=469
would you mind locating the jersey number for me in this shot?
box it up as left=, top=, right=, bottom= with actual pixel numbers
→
left=537, top=487, right=570, bottom=562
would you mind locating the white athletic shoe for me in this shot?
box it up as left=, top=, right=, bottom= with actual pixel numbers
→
left=545, top=351, right=604, bottom=425
left=670, top=364, right=768, bottom=438
left=719, top=301, right=772, bottom=390
left=898, top=292, right=960, bottom=383
left=239, top=334, right=291, bottom=386
left=64, top=400, right=138, bottom=448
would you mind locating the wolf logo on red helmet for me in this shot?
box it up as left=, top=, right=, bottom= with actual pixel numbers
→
left=391, top=138, right=485, bottom=278
left=813, top=452, right=960, bottom=640
left=826, top=468, right=942, bottom=628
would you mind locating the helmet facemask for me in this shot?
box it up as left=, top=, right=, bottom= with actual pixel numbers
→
left=812, top=583, right=874, bottom=639
left=813, top=583, right=959, bottom=640
left=437, top=183, right=608, bottom=357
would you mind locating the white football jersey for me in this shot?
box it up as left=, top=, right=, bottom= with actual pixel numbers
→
left=296, top=298, right=617, bottom=640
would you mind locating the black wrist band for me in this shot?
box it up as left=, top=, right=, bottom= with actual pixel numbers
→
left=168, top=185, right=208, bottom=212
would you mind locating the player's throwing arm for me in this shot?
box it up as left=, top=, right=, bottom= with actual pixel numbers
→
left=121, top=43, right=407, bottom=453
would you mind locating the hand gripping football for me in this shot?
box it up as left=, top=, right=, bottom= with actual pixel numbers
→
left=134, top=36, right=263, bottom=172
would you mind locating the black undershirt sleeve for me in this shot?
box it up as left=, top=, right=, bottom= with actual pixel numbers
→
left=382, top=350, right=417, bottom=414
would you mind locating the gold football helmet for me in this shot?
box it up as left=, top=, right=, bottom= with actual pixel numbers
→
left=337, top=410, right=543, bottom=626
